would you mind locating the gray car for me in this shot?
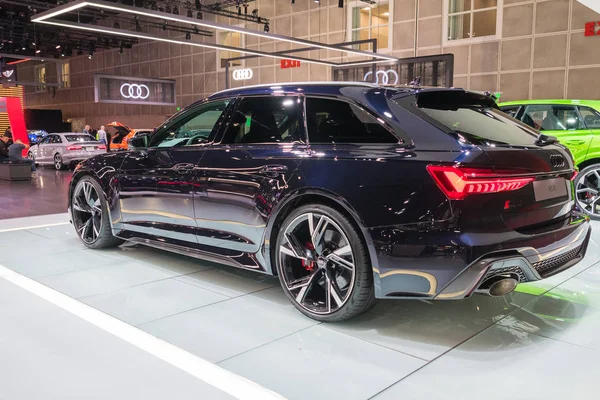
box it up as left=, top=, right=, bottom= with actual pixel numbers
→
left=28, top=133, right=107, bottom=170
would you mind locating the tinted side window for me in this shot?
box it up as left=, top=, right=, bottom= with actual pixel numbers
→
left=51, top=135, right=62, bottom=144
left=500, top=106, right=520, bottom=118
left=150, top=100, right=229, bottom=148
left=522, top=105, right=583, bottom=131
left=579, top=106, right=600, bottom=129
left=221, top=96, right=304, bottom=144
left=305, top=98, right=397, bottom=144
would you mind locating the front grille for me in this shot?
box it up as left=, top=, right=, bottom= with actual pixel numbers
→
left=483, top=265, right=528, bottom=283
left=532, top=245, right=583, bottom=278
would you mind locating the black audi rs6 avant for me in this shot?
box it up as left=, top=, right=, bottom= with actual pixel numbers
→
left=68, top=83, right=591, bottom=321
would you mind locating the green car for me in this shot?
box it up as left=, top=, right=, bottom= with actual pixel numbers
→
left=499, top=99, right=600, bottom=220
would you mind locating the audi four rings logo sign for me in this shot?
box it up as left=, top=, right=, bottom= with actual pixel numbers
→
left=120, top=83, right=150, bottom=100
left=363, top=69, right=399, bottom=85
left=232, top=69, right=254, bottom=81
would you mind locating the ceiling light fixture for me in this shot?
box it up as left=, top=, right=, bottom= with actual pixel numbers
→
left=32, top=0, right=397, bottom=66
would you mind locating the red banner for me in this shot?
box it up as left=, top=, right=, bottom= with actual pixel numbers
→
left=280, top=59, right=301, bottom=69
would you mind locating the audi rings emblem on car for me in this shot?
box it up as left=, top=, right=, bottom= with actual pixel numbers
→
left=232, top=68, right=254, bottom=81
left=363, top=69, right=399, bottom=85
left=120, top=83, right=150, bottom=100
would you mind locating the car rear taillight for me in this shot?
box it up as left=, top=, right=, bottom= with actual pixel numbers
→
left=67, top=145, right=82, bottom=151
left=426, top=165, right=535, bottom=200
left=570, top=170, right=578, bottom=181
left=97, top=144, right=106, bottom=150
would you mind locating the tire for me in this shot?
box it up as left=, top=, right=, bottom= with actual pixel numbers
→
left=275, top=203, right=375, bottom=322
left=575, top=164, right=600, bottom=221
left=71, top=176, right=124, bottom=249
left=54, top=153, right=64, bottom=170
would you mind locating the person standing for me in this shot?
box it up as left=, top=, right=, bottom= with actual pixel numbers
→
left=0, top=135, right=10, bottom=160
left=8, top=139, right=36, bottom=172
left=97, top=125, right=107, bottom=144
left=83, top=125, right=91, bottom=135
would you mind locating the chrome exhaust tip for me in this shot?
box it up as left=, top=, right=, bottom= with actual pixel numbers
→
left=475, top=274, right=519, bottom=297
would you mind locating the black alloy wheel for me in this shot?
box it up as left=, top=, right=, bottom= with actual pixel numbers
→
left=54, top=154, right=64, bottom=170
left=575, top=164, right=600, bottom=220
left=275, top=204, right=375, bottom=322
left=71, top=176, right=123, bottom=249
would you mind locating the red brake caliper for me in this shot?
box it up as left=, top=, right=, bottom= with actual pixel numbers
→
left=302, top=241, right=315, bottom=271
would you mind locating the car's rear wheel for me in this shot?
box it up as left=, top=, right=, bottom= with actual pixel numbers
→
left=275, top=204, right=375, bottom=322
left=575, top=164, right=600, bottom=220
left=54, top=154, right=64, bottom=170
left=72, top=176, right=123, bottom=249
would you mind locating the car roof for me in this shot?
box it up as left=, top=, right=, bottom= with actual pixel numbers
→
left=500, top=99, right=600, bottom=109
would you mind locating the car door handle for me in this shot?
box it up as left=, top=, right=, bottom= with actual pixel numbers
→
left=259, top=165, right=288, bottom=176
left=173, top=163, right=196, bottom=173
left=565, top=140, right=586, bottom=145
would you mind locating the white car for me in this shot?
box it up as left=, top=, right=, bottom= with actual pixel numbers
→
left=28, top=133, right=107, bottom=170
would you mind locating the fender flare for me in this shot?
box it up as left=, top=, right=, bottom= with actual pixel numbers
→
left=261, top=187, right=381, bottom=279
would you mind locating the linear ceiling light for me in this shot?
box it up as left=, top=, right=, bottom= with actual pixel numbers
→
left=32, top=0, right=396, bottom=67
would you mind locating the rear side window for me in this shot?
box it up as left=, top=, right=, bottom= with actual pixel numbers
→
left=412, top=91, right=538, bottom=146
left=500, top=106, right=521, bottom=118
left=305, top=98, right=398, bottom=144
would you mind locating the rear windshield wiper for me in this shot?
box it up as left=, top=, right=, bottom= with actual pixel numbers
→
left=535, top=134, right=559, bottom=146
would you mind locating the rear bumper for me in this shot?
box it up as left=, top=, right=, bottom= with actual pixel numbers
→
left=369, top=210, right=591, bottom=299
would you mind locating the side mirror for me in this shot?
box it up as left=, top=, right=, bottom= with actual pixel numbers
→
left=128, top=134, right=149, bottom=149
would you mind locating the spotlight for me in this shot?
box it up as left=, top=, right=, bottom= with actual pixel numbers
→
left=61, top=51, right=65, bottom=57
left=251, top=8, right=258, bottom=16
left=244, top=3, right=248, bottom=14
left=165, top=4, right=171, bottom=13
left=150, top=1, right=157, bottom=10
left=238, top=7, right=241, bottom=16
left=196, top=11, right=203, bottom=19
left=35, top=49, right=41, bottom=54
left=173, top=6, right=179, bottom=14
left=264, top=23, right=269, bottom=33
left=119, top=43, right=124, bottom=54
left=162, top=20, right=167, bottom=30
left=113, top=20, right=120, bottom=29
left=135, top=17, right=142, bottom=32
left=314, top=0, right=319, bottom=3
left=195, top=0, right=201, bottom=9
left=55, top=44, right=61, bottom=49
left=338, top=0, right=343, bottom=7
left=187, top=8, right=193, bottom=18
left=292, top=0, right=295, bottom=4
left=185, top=32, right=191, bottom=40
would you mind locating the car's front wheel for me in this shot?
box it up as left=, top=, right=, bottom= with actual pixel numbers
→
left=575, top=164, right=600, bottom=220
left=275, top=204, right=375, bottom=322
left=72, top=176, right=123, bottom=249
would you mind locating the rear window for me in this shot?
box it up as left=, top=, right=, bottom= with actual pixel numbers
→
left=65, top=135, right=96, bottom=142
left=412, top=92, right=538, bottom=146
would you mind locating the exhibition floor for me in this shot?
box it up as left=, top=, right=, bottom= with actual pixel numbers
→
left=0, top=213, right=599, bottom=399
